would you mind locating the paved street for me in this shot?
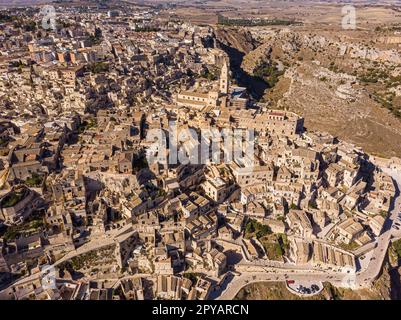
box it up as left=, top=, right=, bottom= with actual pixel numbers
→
left=214, top=271, right=346, bottom=300
left=0, top=227, right=124, bottom=291
left=2, top=167, right=400, bottom=300
left=354, top=167, right=401, bottom=288
left=214, top=166, right=401, bottom=300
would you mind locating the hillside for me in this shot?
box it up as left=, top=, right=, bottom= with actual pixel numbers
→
left=215, top=27, right=401, bottom=157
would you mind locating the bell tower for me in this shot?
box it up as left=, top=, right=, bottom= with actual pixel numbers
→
left=219, top=61, right=229, bottom=95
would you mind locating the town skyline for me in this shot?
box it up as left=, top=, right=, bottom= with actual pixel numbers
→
left=0, top=0, right=400, bottom=303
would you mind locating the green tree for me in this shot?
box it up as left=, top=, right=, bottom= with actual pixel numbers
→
left=275, top=243, right=283, bottom=257
left=245, top=221, right=255, bottom=234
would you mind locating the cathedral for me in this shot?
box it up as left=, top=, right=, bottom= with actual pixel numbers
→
left=176, top=60, right=234, bottom=110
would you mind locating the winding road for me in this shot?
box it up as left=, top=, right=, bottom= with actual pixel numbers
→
left=1, top=168, right=400, bottom=301
left=213, top=167, right=401, bottom=300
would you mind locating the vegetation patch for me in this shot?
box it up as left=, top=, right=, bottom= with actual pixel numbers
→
left=338, top=241, right=359, bottom=252
left=253, top=61, right=285, bottom=88
left=25, top=173, right=44, bottom=188
left=0, top=190, right=26, bottom=208
left=87, top=62, right=109, bottom=74
left=183, top=272, right=200, bottom=284
left=391, top=239, right=401, bottom=259
left=1, top=214, right=44, bottom=241
left=244, top=219, right=271, bottom=240
left=78, top=118, right=97, bottom=133
left=259, top=233, right=288, bottom=261
left=218, top=15, right=301, bottom=27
